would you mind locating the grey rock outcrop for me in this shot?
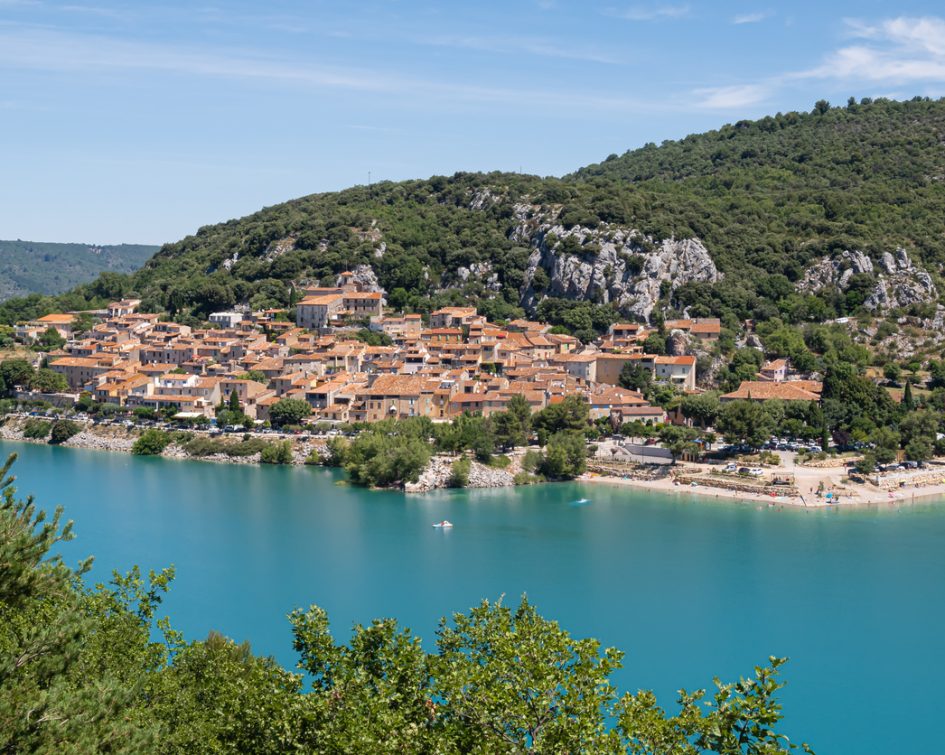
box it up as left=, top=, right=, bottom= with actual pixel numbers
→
left=264, top=236, right=297, bottom=264
left=799, top=248, right=937, bottom=311
left=337, top=264, right=384, bottom=295
left=515, top=205, right=720, bottom=322
left=455, top=262, right=502, bottom=292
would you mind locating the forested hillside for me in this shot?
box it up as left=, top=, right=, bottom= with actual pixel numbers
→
left=3, top=97, right=944, bottom=332
left=0, top=240, right=157, bottom=301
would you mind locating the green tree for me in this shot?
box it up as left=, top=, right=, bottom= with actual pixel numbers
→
left=538, top=430, right=588, bottom=479
left=151, top=632, right=303, bottom=754
left=899, top=410, right=938, bottom=450
left=344, top=422, right=433, bottom=487
left=871, top=426, right=901, bottom=465
left=680, top=391, right=720, bottom=428
left=532, top=395, right=590, bottom=445
left=269, top=398, right=312, bottom=428
left=37, top=326, right=66, bottom=351
left=0, top=358, right=35, bottom=394
left=493, top=394, right=532, bottom=449
left=883, top=362, right=902, bottom=385
left=619, top=361, right=653, bottom=393
left=228, top=389, right=241, bottom=413
left=902, top=380, right=915, bottom=411
left=433, top=596, right=622, bottom=753
left=658, top=424, right=702, bottom=462
left=49, top=419, right=80, bottom=444
left=716, top=400, right=773, bottom=447
left=0, top=454, right=162, bottom=751
left=905, top=437, right=934, bottom=462
left=643, top=333, right=667, bottom=355
left=29, top=367, right=69, bottom=393
left=237, top=370, right=268, bottom=384
left=23, top=418, right=51, bottom=439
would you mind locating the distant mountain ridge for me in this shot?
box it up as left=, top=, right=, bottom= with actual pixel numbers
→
left=0, top=240, right=157, bottom=301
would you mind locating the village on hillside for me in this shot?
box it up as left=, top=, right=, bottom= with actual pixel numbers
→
left=17, top=272, right=734, bottom=426
left=16, top=269, right=945, bottom=505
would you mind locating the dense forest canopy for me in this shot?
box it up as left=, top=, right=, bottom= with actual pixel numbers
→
left=3, top=97, right=943, bottom=329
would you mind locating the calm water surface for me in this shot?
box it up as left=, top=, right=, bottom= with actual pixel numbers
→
left=11, top=440, right=945, bottom=754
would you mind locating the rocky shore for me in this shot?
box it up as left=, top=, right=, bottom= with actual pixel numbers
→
left=405, top=454, right=520, bottom=493
left=0, top=416, right=520, bottom=492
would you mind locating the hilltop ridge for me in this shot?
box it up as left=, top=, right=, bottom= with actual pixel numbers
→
left=4, top=97, right=945, bottom=336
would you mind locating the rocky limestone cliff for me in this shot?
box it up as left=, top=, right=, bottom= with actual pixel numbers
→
left=511, top=204, right=721, bottom=322
left=337, top=264, right=385, bottom=295
left=799, top=248, right=937, bottom=310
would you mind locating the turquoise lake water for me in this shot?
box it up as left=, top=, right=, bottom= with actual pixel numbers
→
left=9, top=440, right=945, bottom=753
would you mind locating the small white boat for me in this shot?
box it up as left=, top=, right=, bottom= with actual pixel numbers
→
left=432, top=520, right=453, bottom=528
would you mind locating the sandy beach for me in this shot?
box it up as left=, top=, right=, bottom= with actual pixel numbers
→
left=580, top=466, right=945, bottom=509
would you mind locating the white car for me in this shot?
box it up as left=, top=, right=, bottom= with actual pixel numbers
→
left=748, top=468, right=764, bottom=477
left=723, top=463, right=738, bottom=472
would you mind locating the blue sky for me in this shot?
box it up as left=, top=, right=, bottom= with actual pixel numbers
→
left=2, top=1, right=944, bottom=245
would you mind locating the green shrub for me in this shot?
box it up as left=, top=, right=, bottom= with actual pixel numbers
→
left=226, top=438, right=267, bottom=457
left=322, top=437, right=349, bottom=467
left=514, top=472, right=542, bottom=485
left=49, top=419, right=80, bottom=445
left=488, top=454, right=511, bottom=469
left=448, top=457, right=471, bottom=488
left=260, top=441, right=294, bottom=465
left=22, top=419, right=51, bottom=440
left=182, top=437, right=226, bottom=457
left=521, top=450, right=542, bottom=472
left=131, top=429, right=171, bottom=456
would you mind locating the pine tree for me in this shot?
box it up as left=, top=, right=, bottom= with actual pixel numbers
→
left=903, top=380, right=915, bottom=411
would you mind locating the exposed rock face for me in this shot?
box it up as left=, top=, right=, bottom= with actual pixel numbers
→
left=405, top=455, right=516, bottom=493
left=337, top=264, right=384, bottom=294
left=264, top=236, right=297, bottom=264
left=514, top=205, right=721, bottom=322
left=799, top=248, right=937, bottom=310
left=666, top=330, right=691, bottom=356
left=455, top=262, right=502, bottom=292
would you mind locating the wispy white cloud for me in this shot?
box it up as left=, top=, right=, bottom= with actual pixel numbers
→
left=608, top=4, right=690, bottom=21
left=695, top=15, right=945, bottom=112
left=732, top=11, right=772, bottom=25
left=418, top=33, right=624, bottom=64
left=693, top=83, right=770, bottom=109
left=797, top=16, right=945, bottom=83
left=0, top=24, right=654, bottom=113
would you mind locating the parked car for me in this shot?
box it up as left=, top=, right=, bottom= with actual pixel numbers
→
left=723, top=463, right=738, bottom=472
left=748, top=468, right=764, bottom=477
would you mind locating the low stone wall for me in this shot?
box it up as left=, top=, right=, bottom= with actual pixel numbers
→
left=587, top=462, right=667, bottom=480
left=868, top=468, right=945, bottom=490
left=674, top=472, right=798, bottom=497
left=797, top=455, right=860, bottom=468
